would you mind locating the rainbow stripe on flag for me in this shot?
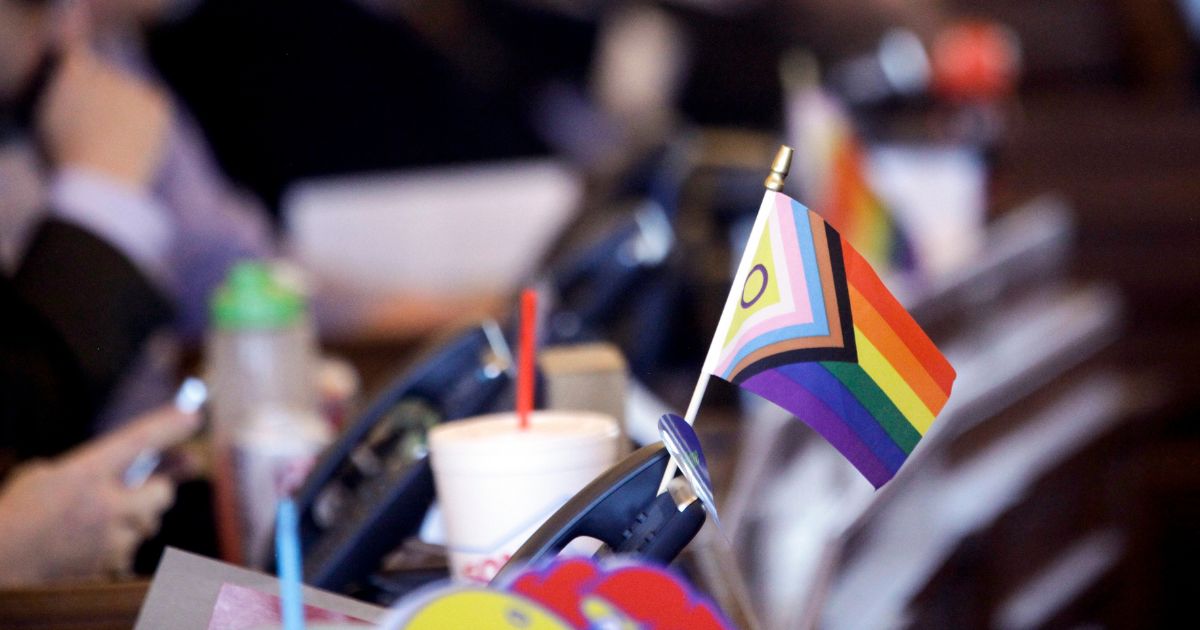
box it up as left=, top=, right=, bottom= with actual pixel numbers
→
left=790, top=88, right=916, bottom=274
left=709, top=191, right=954, bottom=487
left=823, top=136, right=916, bottom=273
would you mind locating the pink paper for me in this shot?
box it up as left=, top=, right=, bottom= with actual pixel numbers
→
left=207, top=583, right=371, bottom=629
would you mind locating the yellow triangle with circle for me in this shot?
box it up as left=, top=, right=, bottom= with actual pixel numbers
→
left=725, top=219, right=781, bottom=346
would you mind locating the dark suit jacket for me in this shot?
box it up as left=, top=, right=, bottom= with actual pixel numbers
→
left=0, top=220, right=172, bottom=469
left=146, top=0, right=594, bottom=213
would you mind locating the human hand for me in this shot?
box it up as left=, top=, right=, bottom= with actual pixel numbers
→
left=0, top=406, right=199, bottom=586
left=35, top=43, right=171, bottom=189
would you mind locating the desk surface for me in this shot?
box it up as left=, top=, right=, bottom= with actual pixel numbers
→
left=0, top=579, right=150, bottom=630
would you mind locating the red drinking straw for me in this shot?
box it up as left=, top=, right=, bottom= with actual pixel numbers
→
left=517, top=288, right=537, bottom=430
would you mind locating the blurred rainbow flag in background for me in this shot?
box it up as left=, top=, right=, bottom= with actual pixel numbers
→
left=789, top=87, right=917, bottom=275
left=706, top=190, right=953, bottom=487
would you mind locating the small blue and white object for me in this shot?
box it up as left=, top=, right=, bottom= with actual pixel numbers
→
left=657, top=413, right=721, bottom=530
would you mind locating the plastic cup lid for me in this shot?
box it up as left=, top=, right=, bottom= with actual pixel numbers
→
left=429, top=411, right=619, bottom=475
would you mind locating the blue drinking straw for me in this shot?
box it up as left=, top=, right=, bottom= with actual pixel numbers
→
left=276, top=498, right=305, bottom=630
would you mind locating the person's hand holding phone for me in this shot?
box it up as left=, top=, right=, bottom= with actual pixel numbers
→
left=0, top=405, right=199, bottom=586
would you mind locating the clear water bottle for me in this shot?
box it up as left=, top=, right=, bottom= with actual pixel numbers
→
left=207, top=262, right=331, bottom=566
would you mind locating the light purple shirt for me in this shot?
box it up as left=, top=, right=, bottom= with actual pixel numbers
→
left=48, top=166, right=173, bottom=285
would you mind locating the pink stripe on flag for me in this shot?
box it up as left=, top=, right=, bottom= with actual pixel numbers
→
left=772, top=192, right=816, bottom=321
left=716, top=194, right=821, bottom=375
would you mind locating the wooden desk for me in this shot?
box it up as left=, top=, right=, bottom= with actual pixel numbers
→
left=0, top=580, right=150, bottom=630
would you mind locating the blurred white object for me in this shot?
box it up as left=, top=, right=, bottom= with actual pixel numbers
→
left=993, top=528, right=1124, bottom=630
left=822, top=374, right=1127, bottom=629
left=867, top=144, right=987, bottom=279
left=174, top=376, right=209, bottom=414
left=593, top=4, right=687, bottom=134
left=284, top=160, right=580, bottom=297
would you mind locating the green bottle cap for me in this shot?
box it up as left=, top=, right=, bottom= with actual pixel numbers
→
left=210, top=261, right=305, bottom=330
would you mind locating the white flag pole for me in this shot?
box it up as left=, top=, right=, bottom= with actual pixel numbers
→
left=658, top=146, right=794, bottom=495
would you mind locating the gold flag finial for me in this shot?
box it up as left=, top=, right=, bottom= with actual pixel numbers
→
left=764, top=145, right=793, bottom=192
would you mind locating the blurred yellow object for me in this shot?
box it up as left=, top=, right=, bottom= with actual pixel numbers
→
left=402, top=589, right=573, bottom=629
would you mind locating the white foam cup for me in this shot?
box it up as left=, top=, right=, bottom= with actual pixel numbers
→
left=428, top=410, right=620, bottom=583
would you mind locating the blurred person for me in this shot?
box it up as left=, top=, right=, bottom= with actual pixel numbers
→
left=69, top=0, right=275, bottom=339
left=1, top=0, right=272, bottom=339
left=0, top=405, right=199, bottom=585
left=0, top=12, right=177, bottom=462
left=1, top=0, right=273, bottom=440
